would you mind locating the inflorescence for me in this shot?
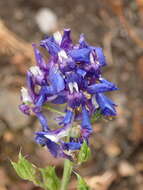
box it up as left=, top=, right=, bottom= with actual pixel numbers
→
left=19, top=29, right=118, bottom=160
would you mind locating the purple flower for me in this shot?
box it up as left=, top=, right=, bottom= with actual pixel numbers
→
left=19, top=29, right=118, bottom=159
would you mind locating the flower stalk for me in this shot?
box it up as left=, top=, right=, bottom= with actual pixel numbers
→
left=43, top=104, right=65, bottom=116
left=12, top=28, right=119, bottom=190
left=19, top=28, right=118, bottom=160
left=60, top=159, right=73, bottom=190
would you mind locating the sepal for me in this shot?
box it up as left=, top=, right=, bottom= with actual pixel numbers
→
left=78, top=141, right=91, bottom=164
left=75, top=173, right=90, bottom=190
left=11, top=152, right=41, bottom=186
left=11, top=152, right=61, bottom=190
left=40, top=166, right=61, bottom=190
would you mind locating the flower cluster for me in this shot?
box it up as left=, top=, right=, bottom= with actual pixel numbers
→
left=19, top=29, right=118, bottom=160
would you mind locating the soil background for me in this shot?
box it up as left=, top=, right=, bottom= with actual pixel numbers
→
left=0, top=0, right=143, bottom=189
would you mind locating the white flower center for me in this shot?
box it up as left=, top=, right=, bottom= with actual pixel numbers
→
left=53, top=31, right=62, bottom=45
left=73, top=82, right=79, bottom=92
left=58, top=50, right=68, bottom=62
left=21, top=87, right=32, bottom=103
left=29, top=66, right=43, bottom=76
left=44, top=128, right=70, bottom=143
left=68, top=82, right=79, bottom=93
left=90, top=52, right=95, bottom=64
left=92, top=95, right=99, bottom=108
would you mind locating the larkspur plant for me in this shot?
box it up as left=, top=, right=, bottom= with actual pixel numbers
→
left=12, top=29, right=118, bottom=190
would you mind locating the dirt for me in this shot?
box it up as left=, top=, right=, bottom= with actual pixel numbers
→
left=0, top=0, right=143, bottom=189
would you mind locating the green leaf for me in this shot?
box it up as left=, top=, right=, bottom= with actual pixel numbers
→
left=78, top=141, right=91, bottom=164
left=76, top=173, right=90, bottom=190
left=11, top=152, right=41, bottom=186
left=91, top=109, right=103, bottom=123
left=40, top=166, right=61, bottom=190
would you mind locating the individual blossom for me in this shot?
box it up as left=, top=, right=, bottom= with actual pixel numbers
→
left=19, top=29, right=118, bottom=160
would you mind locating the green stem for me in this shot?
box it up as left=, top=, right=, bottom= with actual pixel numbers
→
left=60, top=159, right=73, bottom=190
left=43, top=105, right=65, bottom=116
left=44, top=105, right=73, bottom=190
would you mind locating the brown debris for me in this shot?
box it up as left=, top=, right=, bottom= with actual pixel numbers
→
left=0, top=20, right=34, bottom=73
left=130, top=108, right=143, bottom=144
left=137, top=56, right=143, bottom=80
left=106, top=0, right=143, bottom=49
left=118, top=161, right=136, bottom=177
left=85, top=171, right=117, bottom=190
left=104, top=141, right=121, bottom=158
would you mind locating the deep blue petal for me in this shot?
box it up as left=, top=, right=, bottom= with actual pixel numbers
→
left=60, top=110, right=73, bottom=125
left=81, top=106, right=92, bottom=136
left=69, top=48, right=91, bottom=63
left=61, top=28, right=72, bottom=49
left=77, top=68, right=86, bottom=77
left=68, top=92, right=84, bottom=109
left=19, top=104, right=30, bottom=115
left=36, top=132, right=63, bottom=158
left=95, top=47, right=106, bottom=66
left=40, top=38, right=60, bottom=56
left=26, top=71, right=36, bottom=102
left=36, top=112, right=49, bottom=131
left=62, top=142, right=81, bottom=150
left=46, top=140, right=72, bottom=159
left=35, top=133, right=47, bottom=146
left=60, top=60, right=76, bottom=73
left=79, top=34, right=89, bottom=48
left=51, top=95, right=67, bottom=104
left=36, top=84, right=58, bottom=107
left=49, top=67, right=65, bottom=93
left=35, top=87, right=48, bottom=107
left=35, top=132, right=72, bottom=159
left=66, top=72, right=79, bottom=83
left=103, top=95, right=117, bottom=106
left=42, top=86, right=56, bottom=95
left=35, top=124, right=70, bottom=139
left=32, top=44, right=48, bottom=70
left=87, top=80, right=118, bottom=94
left=46, top=139, right=61, bottom=157
left=96, top=93, right=116, bottom=116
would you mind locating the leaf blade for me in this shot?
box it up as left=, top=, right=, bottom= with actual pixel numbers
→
left=75, top=173, right=90, bottom=190
left=40, top=166, right=61, bottom=190
left=78, top=141, right=91, bottom=164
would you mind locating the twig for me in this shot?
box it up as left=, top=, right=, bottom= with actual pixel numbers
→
left=0, top=19, right=34, bottom=73
left=105, top=0, right=143, bottom=49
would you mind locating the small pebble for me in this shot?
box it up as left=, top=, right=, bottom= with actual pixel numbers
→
left=118, top=161, right=136, bottom=177
left=35, top=8, right=58, bottom=34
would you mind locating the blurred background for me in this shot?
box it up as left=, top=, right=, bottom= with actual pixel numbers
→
left=0, top=0, right=143, bottom=189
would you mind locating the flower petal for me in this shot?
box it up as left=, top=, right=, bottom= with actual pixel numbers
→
left=81, top=106, right=92, bottom=137
left=69, top=48, right=91, bottom=63
left=36, top=112, right=50, bottom=131
left=59, top=110, right=74, bottom=125
left=96, top=93, right=117, bottom=116
left=95, top=47, right=106, bottom=66
left=32, top=44, right=48, bottom=70
left=26, top=71, right=36, bottom=102
left=40, top=37, right=60, bottom=56
left=49, top=67, right=65, bottom=93
left=35, top=131, right=72, bottom=159
left=62, top=142, right=81, bottom=150
left=87, top=79, right=118, bottom=94
left=61, top=28, right=72, bottom=49
left=51, top=94, right=67, bottom=104
left=76, top=68, right=86, bottom=77
left=79, top=34, right=89, bottom=48
left=19, top=104, right=30, bottom=115
left=35, top=87, right=48, bottom=107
